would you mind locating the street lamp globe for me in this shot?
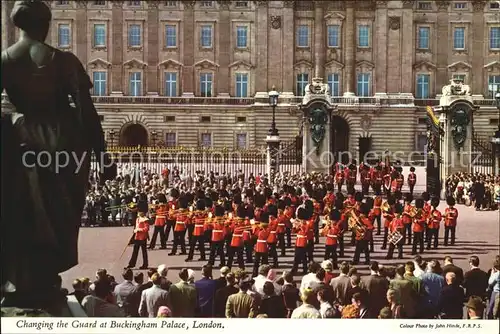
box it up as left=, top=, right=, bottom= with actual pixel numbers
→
left=495, top=91, right=500, bottom=107
left=269, top=86, right=279, bottom=107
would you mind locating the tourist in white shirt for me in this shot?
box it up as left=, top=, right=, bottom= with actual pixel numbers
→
left=317, top=288, right=337, bottom=318
left=300, top=262, right=322, bottom=293
left=252, top=264, right=279, bottom=297
left=291, top=288, right=321, bottom=319
left=413, top=255, right=426, bottom=278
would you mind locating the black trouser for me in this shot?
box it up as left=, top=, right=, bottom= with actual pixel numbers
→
left=252, top=253, right=268, bottom=277
left=362, top=182, right=370, bottom=196
left=369, top=234, right=374, bottom=252
left=314, top=222, right=320, bottom=244
left=128, top=239, right=148, bottom=268
left=225, top=234, right=232, bottom=254
left=347, top=182, right=355, bottom=195
left=381, top=227, right=389, bottom=249
left=384, top=185, right=391, bottom=197
left=373, top=183, right=382, bottom=196
left=475, top=195, right=483, bottom=209
left=187, top=235, right=206, bottom=260
left=227, top=246, right=244, bottom=269
left=244, top=241, right=254, bottom=263
left=306, top=240, right=314, bottom=263
left=165, top=220, right=175, bottom=242
left=386, top=241, right=403, bottom=259
left=337, top=182, right=343, bottom=193
left=277, top=233, right=286, bottom=256
left=444, top=226, right=456, bottom=246
left=350, top=230, right=356, bottom=245
left=375, top=215, right=382, bottom=235
left=291, top=247, right=307, bottom=274
left=412, top=231, right=424, bottom=254
left=149, top=225, right=166, bottom=249
left=409, top=184, right=415, bottom=196
left=170, top=230, right=186, bottom=254
left=268, top=243, right=278, bottom=267
left=187, top=224, right=194, bottom=245
left=324, top=244, right=338, bottom=268
left=285, top=227, right=292, bottom=248
left=338, top=234, right=345, bottom=256
left=353, top=240, right=370, bottom=264
left=426, top=229, right=439, bottom=249
left=209, top=241, right=225, bottom=267
left=403, top=224, right=412, bottom=245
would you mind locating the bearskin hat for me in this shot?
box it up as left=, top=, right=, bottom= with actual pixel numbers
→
left=258, top=211, right=269, bottom=223
left=263, top=187, right=272, bottom=199
left=178, top=196, right=189, bottom=209
left=196, top=199, right=206, bottom=211
left=233, top=195, right=242, bottom=206
left=185, top=191, right=194, bottom=204
left=354, top=192, right=364, bottom=203
left=205, top=197, right=213, bottom=208
left=196, top=190, right=205, bottom=200
left=329, top=209, right=341, bottom=221
left=277, top=199, right=286, bottom=210
left=254, top=194, right=266, bottom=208
left=334, top=198, right=344, bottom=210
left=210, top=191, right=219, bottom=202
left=283, top=197, right=292, bottom=207
left=404, top=193, right=413, bottom=203
left=360, top=203, right=370, bottom=216
left=410, top=166, right=416, bottom=172
left=415, top=198, right=424, bottom=209
left=170, top=188, right=180, bottom=199
left=297, top=207, right=308, bottom=220
left=421, top=191, right=430, bottom=202
left=326, top=183, right=334, bottom=192
left=387, top=195, right=396, bottom=206
left=224, top=200, right=232, bottom=212
left=157, top=193, right=167, bottom=204
left=336, top=192, right=345, bottom=202
left=214, top=205, right=225, bottom=217
left=137, top=201, right=148, bottom=214
left=267, top=204, right=278, bottom=217
left=430, top=197, right=440, bottom=208
left=237, top=205, right=247, bottom=218
left=304, top=199, right=313, bottom=210
left=365, top=197, right=374, bottom=209
left=446, top=196, right=456, bottom=206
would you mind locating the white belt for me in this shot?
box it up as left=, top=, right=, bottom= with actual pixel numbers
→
left=257, top=240, right=267, bottom=243
left=327, top=235, right=338, bottom=238
left=176, top=221, right=185, bottom=225
left=270, top=231, right=277, bottom=234
left=195, top=224, right=204, bottom=227
left=233, top=234, right=243, bottom=237
left=213, top=229, right=223, bottom=233
left=277, top=223, right=285, bottom=226
left=156, top=215, right=166, bottom=218
left=297, top=235, right=307, bottom=238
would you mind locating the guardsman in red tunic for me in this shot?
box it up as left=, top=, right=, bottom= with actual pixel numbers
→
left=360, top=164, right=371, bottom=196
left=411, top=198, right=426, bottom=255
left=390, top=171, right=399, bottom=194
left=312, top=196, right=322, bottom=244
left=149, top=193, right=168, bottom=250
left=165, top=188, right=180, bottom=244
left=334, top=162, right=345, bottom=193
left=208, top=205, right=226, bottom=267
left=408, top=166, right=417, bottom=196
left=223, top=200, right=234, bottom=251
left=395, top=168, right=404, bottom=193
left=444, top=197, right=458, bottom=246
left=427, top=197, right=442, bottom=250
left=402, top=193, right=414, bottom=245
left=421, top=192, right=431, bottom=243
left=334, top=197, right=346, bottom=257
left=381, top=196, right=396, bottom=250
left=252, top=213, right=270, bottom=277
left=126, top=205, right=150, bottom=269
left=283, top=198, right=294, bottom=248
left=186, top=199, right=208, bottom=262
left=276, top=200, right=287, bottom=256
left=323, top=184, right=336, bottom=216
left=346, top=161, right=357, bottom=195
left=291, top=207, right=309, bottom=275
left=266, top=205, right=279, bottom=268
left=371, top=165, right=383, bottom=195
left=352, top=204, right=374, bottom=265
left=385, top=205, right=404, bottom=260
left=322, top=209, right=341, bottom=269
left=373, top=195, right=383, bottom=235
left=227, top=206, right=247, bottom=270
left=169, top=196, right=190, bottom=256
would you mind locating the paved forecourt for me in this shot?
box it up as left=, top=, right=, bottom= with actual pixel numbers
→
left=61, top=202, right=499, bottom=289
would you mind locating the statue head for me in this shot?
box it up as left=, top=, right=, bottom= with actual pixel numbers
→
left=11, top=0, right=52, bottom=42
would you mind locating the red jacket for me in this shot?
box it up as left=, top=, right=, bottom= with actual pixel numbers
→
left=444, top=207, right=458, bottom=227
left=154, top=204, right=168, bottom=227
left=413, top=215, right=426, bottom=233
left=428, top=209, right=442, bottom=229
left=134, top=217, right=150, bottom=241
left=167, top=200, right=178, bottom=220
left=174, top=210, right=190, bottom=232
left=192, top=213, right=207, bottom=236
left=408, top=172, right=417, bottom=186
left=402, top=204, right=414, bottom=225
left=383, top=205, right=395, bottom=229
left=356, top=216, right=374, bottom=241
left=295, top=223, right=308, bottom=248
left=231, top=224, right=246, bottom=248
left=390, top=217, right=404, bottom=233
left=323, top=223, right=340, bottom=246
left=211, top=219, right=225, bottom=242
left=254, top=227, right=269, bottom=253
left=373, top=196, right=382, bottom=216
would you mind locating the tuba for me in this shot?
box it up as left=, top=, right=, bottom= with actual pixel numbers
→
left=348, top=211, right=366, bottom=239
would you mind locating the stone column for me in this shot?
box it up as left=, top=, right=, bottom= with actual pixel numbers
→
left=400, top=1, right=414, bottom=93
left=217, top=3, right=231, bottom=94
left=343, top=2, right=355, bottom=96
left=255, top=2, right=268, bottom=90
left=374, top=1, right=388, bottom=93
left=313, top=2, right=325, bottom=79
left=1, top=1, right=14, bottom=50
left=182, top=1, right=195, bottom=95
left=281, top=1, right=294, bottom=93
left=471, top=1, right=485, bottom=95
left=110, top=2, right=123, bottom=93
left=266, top=135, right=280, bottom=184
left=147, top=2, right=159, bottom=95
left=435, top=2, right=450, bottom=90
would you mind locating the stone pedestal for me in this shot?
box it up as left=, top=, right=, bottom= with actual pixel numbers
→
left=300, top=78, right=337, bottom=173
left=266, top=134, right=280, bottom=183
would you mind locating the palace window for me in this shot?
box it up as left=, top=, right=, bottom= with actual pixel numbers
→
left=235, top=73, right=248, bottom=98
left=418, top=27, right=430, bottom=49
left=490, top=27, right=500, bottom=49
left=129, top=72, right=142, bottom=96
left=200, top=73, right=213, bottom=97
left=415, top=74, right=430, bottom=99
left=356, top=73, right=371, bottom=97
left=453, top=27, right=465, bottom=49
left=236, top=133, right=247, bottom=150
left=94, top=1, right=106, bottom=5
left=58, top=24, right=71, bottom=48
left=491, top=1, right=500, bottom=9
left=165, top=25, right=177, bottom=47
left=235, top=1, right=248, bottom=7
left=327, top=25, right=340, bottom=48
left=417, top=1, right=432, bottom=10
left=201, top=25, right=213, bottom=48
left=165, top=133, right=176, bottom=147
left=164, top=72, right=177, bottom=97
left=93, top=24, right=106, bottom=47
left=357, top=25, right=370, bottom=47
left=327, top=73, right=340, bottom=97
left=296, top=25, right=309, bottom=47
left=488, top=75, right=500, bottom=98
left=201, top=133, right=212, bottom=147
left=296, top=73, right=309, bottom=96
left=128, top=24, right=141, bottom=47
left=165, top=1, right=177, bottom=7
left=236, top=26, right=248, bottom=48
left=452, top=74, right=466, bottom=83
left=93, top=72, right=107, bottom=96
left=454, top=2, right=467, bottom=9
left=201, top=1, right=213, bottom=7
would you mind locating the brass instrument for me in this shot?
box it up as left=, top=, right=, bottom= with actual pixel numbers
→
left=104, top=203, right=136, bottom=212
left=290, top=218, right=304, bottom=230
left=347, top=211, right=367, bottom=238
left=381, top=201, right=390, bottom=213
left=388, top=230, right=403, bottom=245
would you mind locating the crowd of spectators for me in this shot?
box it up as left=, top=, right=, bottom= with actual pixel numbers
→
left=64, top=255, right=499, bottom=320
left=445, top=173, right=500, bottom=211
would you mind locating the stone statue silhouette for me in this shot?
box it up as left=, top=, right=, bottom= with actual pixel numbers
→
left=1, top=0, right=113, bottom=313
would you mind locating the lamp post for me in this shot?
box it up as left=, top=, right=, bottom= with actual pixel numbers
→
left=267, top=86, right=280, bottom=185
left=109, top=129, right=115, bottom=147
left=492, top=91, right=500, bottom=176
left=151, top=130, right=157, bottom=147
